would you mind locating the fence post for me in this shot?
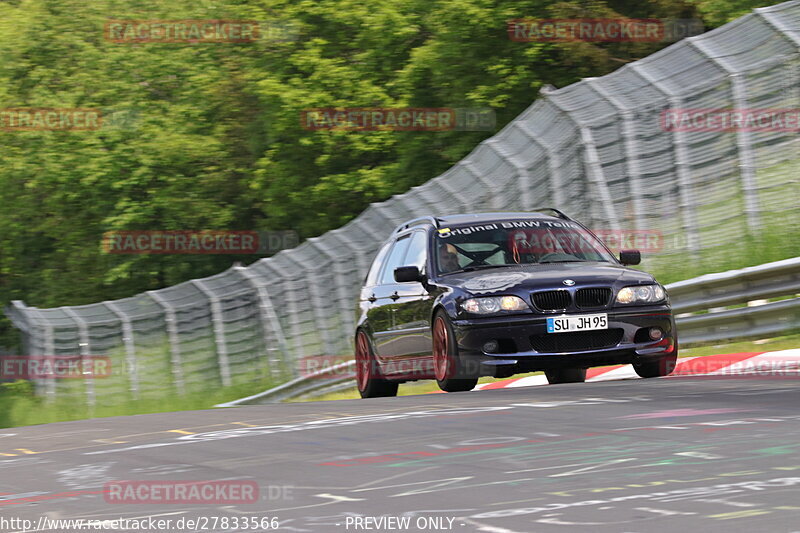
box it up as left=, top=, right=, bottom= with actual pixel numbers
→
left=688, top=38, right=761, bottom=233
left=513, top=121, right=567, bottom=209
left=461, top=160, right=497, bottom=209
left=630, top=62, right=702, bottom=256
left=104, top=301, right=139, bottom=399
left=307, top=237, right=357, bottom=348
left=190, top=279, right=232, bottom=388
left=31, top=308, right=57, bottom=400
left=235, top=266, right=293, bottom=380
left=330, top=227, right=372, bottom=287
left=280, top=252, right=338, bottom=358
left=146, top=291, right=185, bottom=396
left=433, top=176, right=472, bottom=211
left=486, top=139, right=534, bottom=211
left=61, top=308, right=95, bottom=410
left=542, top=91, right=621, bottom=230
left=756, top=8, right=800, bottom=48
left=586, top=78, right=647, bottom=233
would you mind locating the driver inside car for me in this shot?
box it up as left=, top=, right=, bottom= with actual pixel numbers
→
left=437, top=243, right=461, bottom=273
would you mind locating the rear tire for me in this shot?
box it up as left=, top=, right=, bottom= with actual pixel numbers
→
left=355, top=330, right=399, bottom=398
left=634, top=354, right=677, bottom=378
left=545, top=368, right=587, bottom=384
left=432, top=311, right=478, bottom=393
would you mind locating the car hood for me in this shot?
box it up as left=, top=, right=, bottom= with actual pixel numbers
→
left=440, top=262, right=655, bottom=295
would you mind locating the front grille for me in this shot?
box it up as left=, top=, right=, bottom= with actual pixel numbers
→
left=531, top=290, right=571, bottom=311
left=576, top=288, right=612, bottom=308
left=530, top=328, right=624, bottom=353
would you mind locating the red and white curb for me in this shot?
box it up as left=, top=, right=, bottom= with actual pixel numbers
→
left=462, top=349, right=800, bottom=392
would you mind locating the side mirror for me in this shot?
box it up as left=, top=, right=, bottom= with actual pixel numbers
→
left=619, top=249, right=641, bottom=266
left=394, top=266, right=425, bottom=283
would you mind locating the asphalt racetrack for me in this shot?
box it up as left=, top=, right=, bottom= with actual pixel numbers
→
left=2, top=376, right=800, bottom=533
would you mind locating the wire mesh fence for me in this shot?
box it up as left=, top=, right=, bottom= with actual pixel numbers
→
left=5, top=1, right=800, bottom=404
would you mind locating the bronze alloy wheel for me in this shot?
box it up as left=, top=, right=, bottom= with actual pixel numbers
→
left=354, top=330, right=398, bottom=398
left=433, top=316, right=453, bottom=381
left=432, top=311, right=478, bottom=393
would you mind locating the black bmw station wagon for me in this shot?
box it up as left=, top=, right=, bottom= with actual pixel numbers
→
left=354, top=210, right=677, bottom=398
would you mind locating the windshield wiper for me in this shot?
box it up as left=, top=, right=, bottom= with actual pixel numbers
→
left=537, top=259, right=589, bottom=264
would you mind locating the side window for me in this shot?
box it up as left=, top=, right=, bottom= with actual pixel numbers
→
left=365, top=242, right=392, bottom=286
left=402, top=231, right=428, bottom=273
left=378, top=235, right=411, bottom=285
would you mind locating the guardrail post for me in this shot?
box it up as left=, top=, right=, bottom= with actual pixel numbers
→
left=146, top=291, right=185, bottom=395
left=191, top=279, right=232, bottom=387
left=103, top=301, right=139, bottom=399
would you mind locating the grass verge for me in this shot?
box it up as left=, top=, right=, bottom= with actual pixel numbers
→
left=0, top=376, right=281, bottom=429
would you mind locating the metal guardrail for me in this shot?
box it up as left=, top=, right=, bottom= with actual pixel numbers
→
left=217, top=257, right=800, bottom=405
left=215, top=360, right=356, bottom=406
left=668, top=257, right=800, bottom=344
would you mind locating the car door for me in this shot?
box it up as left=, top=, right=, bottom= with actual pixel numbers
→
left=386, top=230, right=433, bottom=362
left=367, top=234, right=412, bottom=360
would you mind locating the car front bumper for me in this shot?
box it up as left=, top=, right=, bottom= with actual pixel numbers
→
left=452, top=305, right=676, bottom=376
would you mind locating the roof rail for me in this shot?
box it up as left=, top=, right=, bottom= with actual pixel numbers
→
left=531, top=207, right=573, bottom=221
left=392, top=216, right=440, bottom=234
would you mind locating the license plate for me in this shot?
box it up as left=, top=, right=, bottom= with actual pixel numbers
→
left=547, top=314, right=607, bottom=333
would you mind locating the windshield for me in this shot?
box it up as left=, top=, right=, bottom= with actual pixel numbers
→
left=435, top=219, right=616, bottom=274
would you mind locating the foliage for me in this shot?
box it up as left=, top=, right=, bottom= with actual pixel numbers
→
left=0, top=0, right=782, bottom=348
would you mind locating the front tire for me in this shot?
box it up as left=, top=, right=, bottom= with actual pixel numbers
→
left=432, top=311, right=478, bottom=393
left=633, top=354, right=677, bottom=378
left=355, top=330, right=398, bottom=398
left=545, top=368, right=587, bottom=384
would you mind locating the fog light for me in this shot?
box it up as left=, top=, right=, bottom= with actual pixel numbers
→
left=483, top=340, right=500, bottom=353
left=649, top=327, right=663, bottom=341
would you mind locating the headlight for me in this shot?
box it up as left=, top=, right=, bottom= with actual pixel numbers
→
left=616, top=284, right=666, bottom=304
left=462, top=296, right=529, bottom=314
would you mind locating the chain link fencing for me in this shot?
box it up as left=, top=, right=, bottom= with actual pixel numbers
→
left=5, top=1, right=800, bottom=406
